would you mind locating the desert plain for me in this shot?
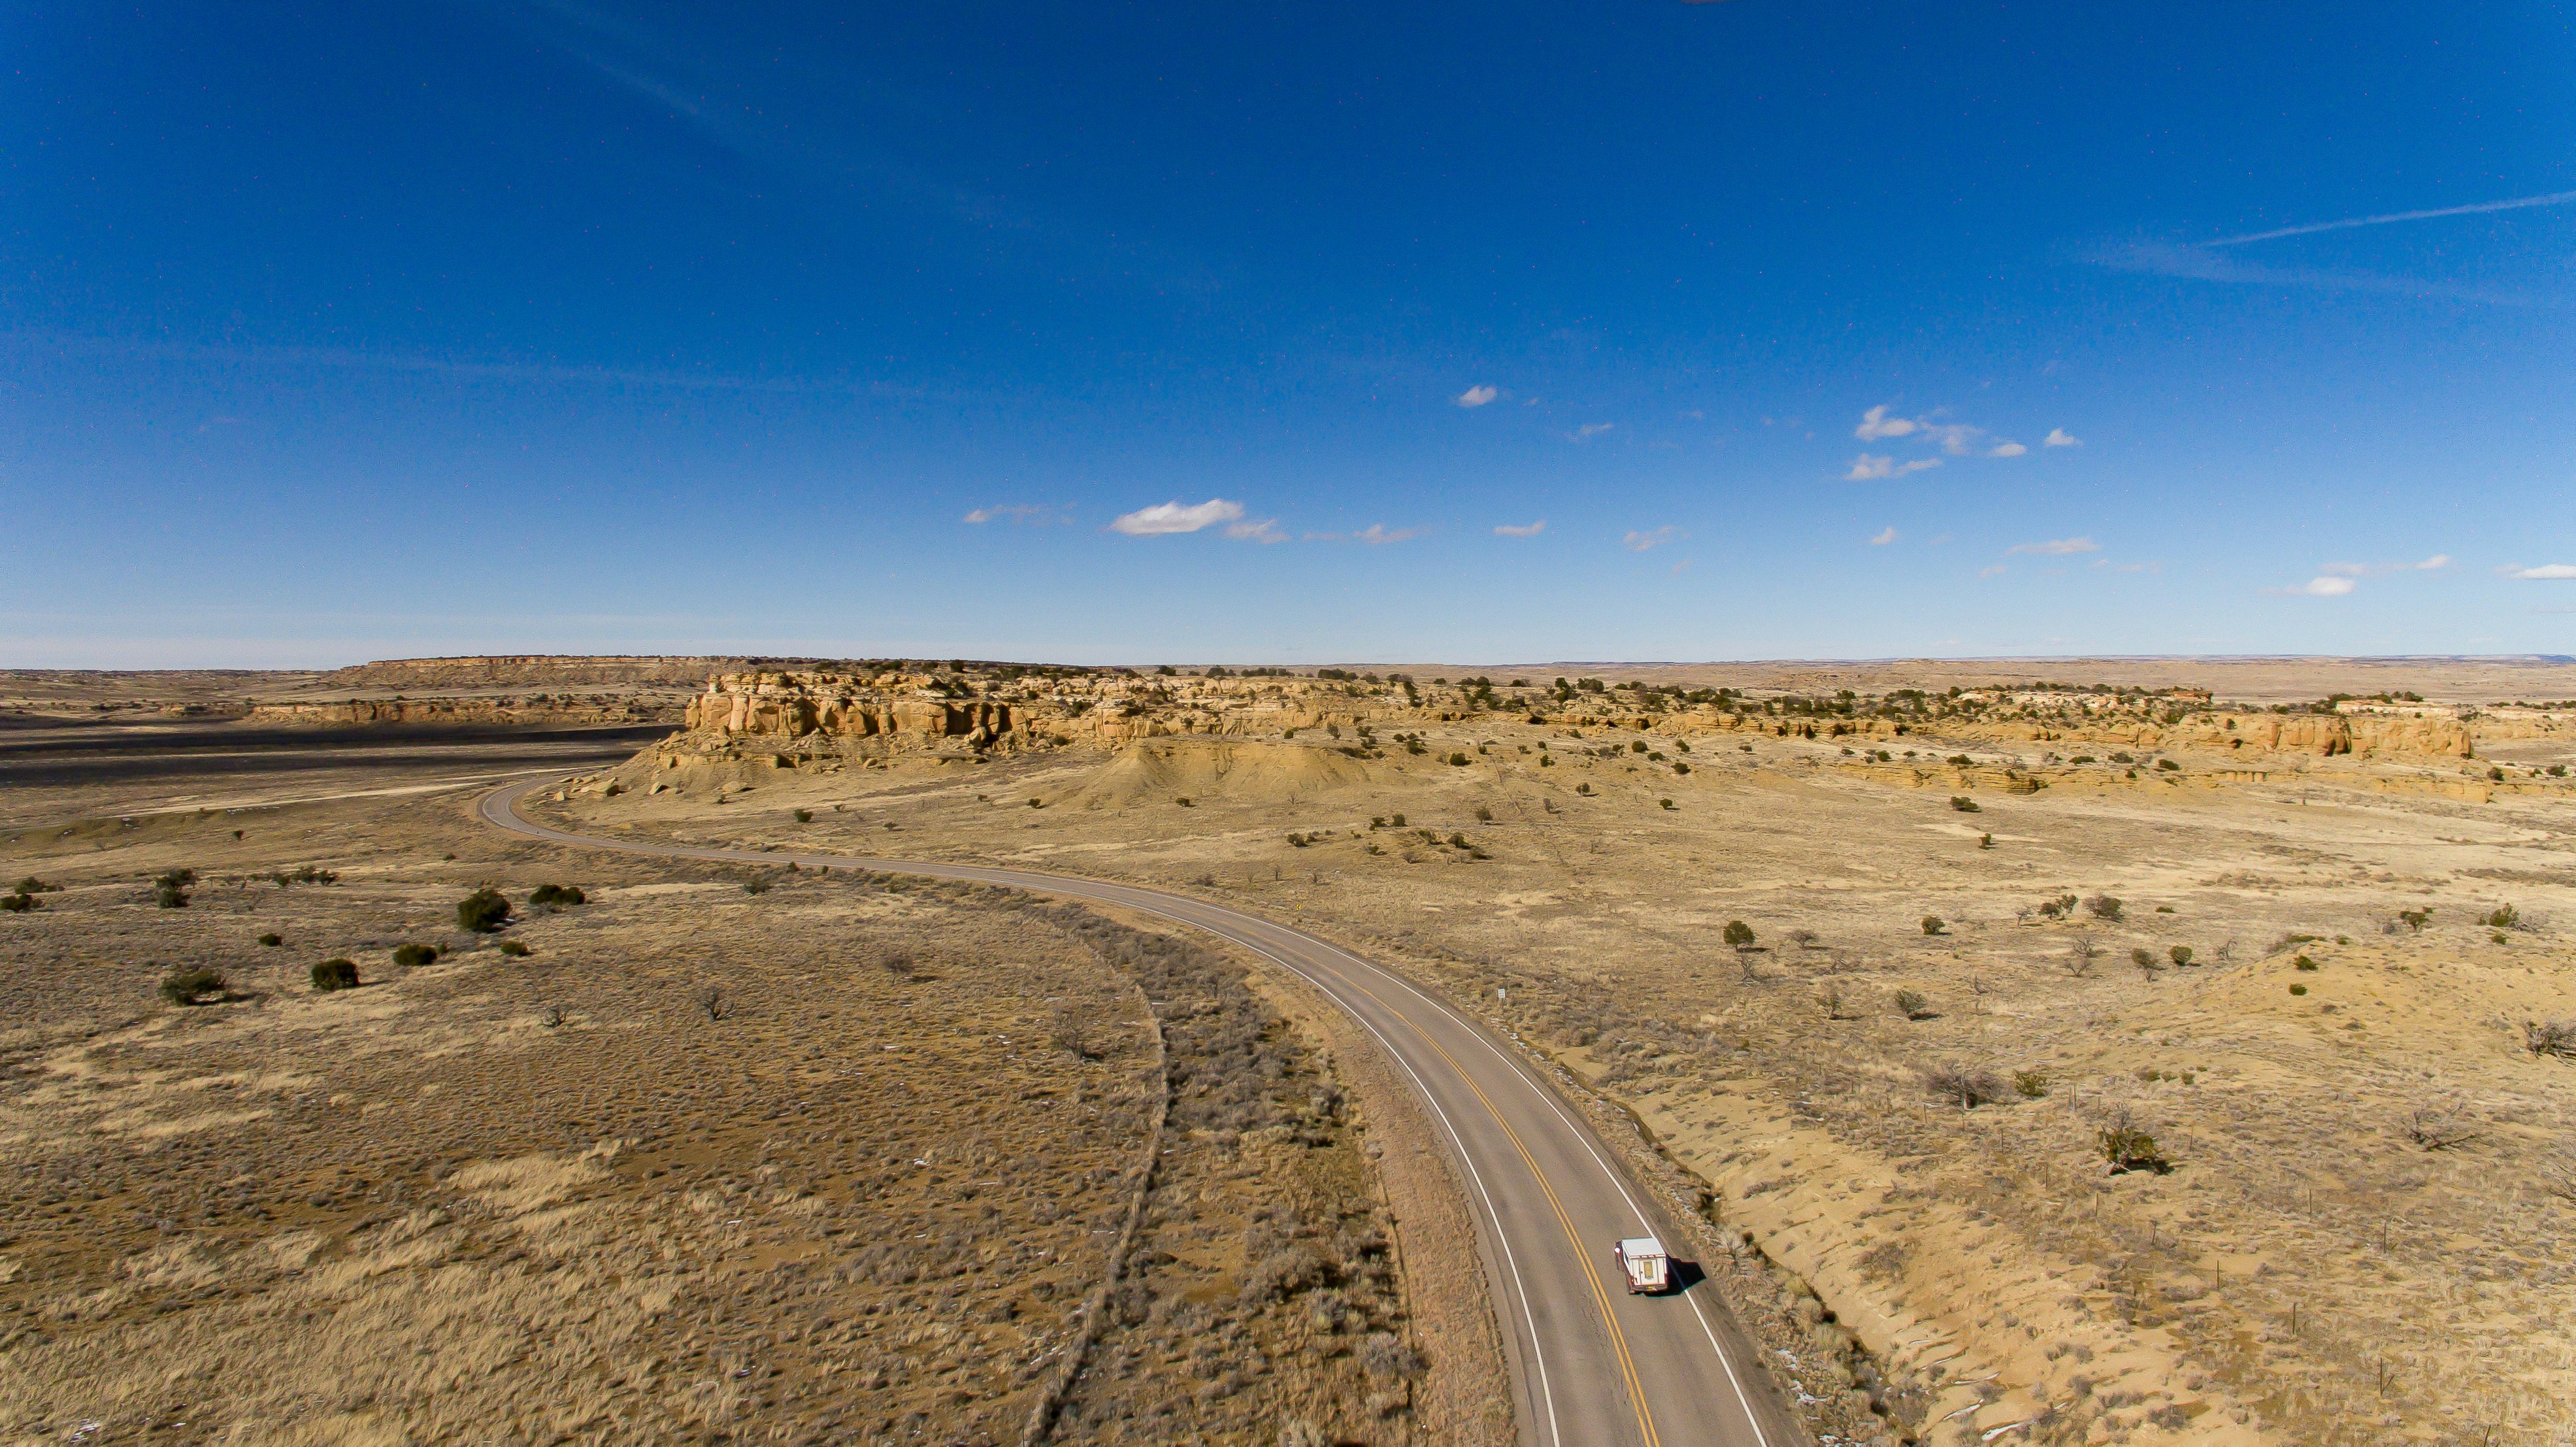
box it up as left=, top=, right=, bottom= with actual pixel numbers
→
left=5, top=654, right=2575, bottom=1447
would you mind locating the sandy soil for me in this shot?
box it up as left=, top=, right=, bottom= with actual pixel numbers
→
left=0, top=725, right=1471, bottom=1445
left=565, top=667, right=2576, bottom=1447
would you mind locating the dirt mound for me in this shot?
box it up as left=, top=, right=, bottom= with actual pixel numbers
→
left=1063, top=737, right=1379, bottom=809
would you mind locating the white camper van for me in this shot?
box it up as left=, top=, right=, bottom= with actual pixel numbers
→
left=1612, top=1236, right=1670, bottom=1295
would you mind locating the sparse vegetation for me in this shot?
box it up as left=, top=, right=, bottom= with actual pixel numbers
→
left=2012, top=1068, right=2050, bottom=1099
left=153, top=868, right=195, bottom=908
left=159, top=966, right=227, bottom=1006
left=1894, top=988, right=1934, bottom=1020
left=529, top=882, right=586, bottom=907
left=2523, top=1020, right=2576, bottom=1059
left=457, top=887, right=512, bottom=931
left=793, top=808, right=814, bottom=823
left=2085, top=893, right=2124, bottom=922
left=393, top=944, right=438, bottom=968
left=2098, top=1110, right=2170, bottom=1174
left=1921, top=915, right=1945, bottom=936
left=1949, top=795, right=1980, bottom=812
left=2404, top=1105, right=2480, bottom=1151
left=0, top=893, right=35, bottom=913
left=2485, top=903, right=2520, bottom=930
left=1922, top=1062, right=2008, bottom=1108
left=311, top=958, right=360, bottom=991
left=499, top=939, right=533, bottom=957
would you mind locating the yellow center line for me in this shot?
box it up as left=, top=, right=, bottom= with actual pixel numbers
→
left=1333, top=969, right=1664, bottom=1447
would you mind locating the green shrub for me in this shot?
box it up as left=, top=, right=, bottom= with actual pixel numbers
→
left=2169, top=945, right=2194, bottom=967
left=457, top=888, right=512, bottom=932
left=159, top=966, right=227, bottom=1006
left=1949, top=796, right=1981, bottom=813
left=154, top=869, right=195, bottom=909
left=2293, top=955, right=2318, bottom=971
left=393, top=944, right=438, bottom=968
left=742, top=876, right=773, bottom=895
left=793, top=808, right=814, bottom=823
left=2098, top=1118, right=2170, bottom=1174
left=2012, top=1069, right=2050, bottom=1099
left=269, top=865, right=338, bottom=887
left=0, top=893, right=34, bottom=913
left=2156, top=759, right=2180, bottom=772
left=2397, top=907, right=2431, bottom=931
left=311, top=958, right=360, bottom=991
left=1474, top=806, right=1494, bottom=822
left=2289, top=982, right=2308, bottom=995
left=1946, top=754, right=1973, bottom=767
left=1575, top=782, right=1592, bottom=795
left=1174, top=796, right=1193, bottom=807
left=258, top=932, right=283, bottom=946
left=1723, top=920, right=1755, bottom=950
left=1659, top=797, right=1675, bottom=810
left=2085, top=893, right=2123, bottom=922
left=1388, top=813, right=1406, bottom=827
left=2485, top=903, right=2520, bottom=930
left=1445, top=752, right=1470, bottom=767
left=528, top=883, right=586, bottom=908
left=499, top=940, right=533, bottom=957
left=1921, top=916, right=1946, bottom=936
left=1894, top=988, right=1933, bottom=1020
left=14, top=876, right=59, bottom=894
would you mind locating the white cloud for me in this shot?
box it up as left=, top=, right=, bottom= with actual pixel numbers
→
left=2043, top=428, right=2081, bottom=448
left=2322, top=555, right=2454, bottom=579
left=1869, top=527, right=1899, bottom=546
left=1494, top=520, right=1547, bottom=537
left=1354, top=524, right=1419, bottom=546
left=1977, top=564, right=2007, bottom=578
left=1455, top=384, right=1498, bottom=408
left=1987, top=441, right=2028, bottom=457
left=1845, top=454, right=1943, bottom=481
left=2269, top=576, right=2358, bottom=597
left=1923, top=423, right=1985, bottom=456
left=963, top=503, right=1063, bottom=525
left=1855, top=405, right=1919, bottom=441
left=2006, top=536, right=2101, bottom=556
left=1623, top=525, right=1680, bottom=552
left=1225, top=517, right=1289, bottom=544
left=1110, top=499, right=1245, bottom=536
left=2505, top=563, right=2576, bottom=580
left=1572, top=422, right=1615, bottom=441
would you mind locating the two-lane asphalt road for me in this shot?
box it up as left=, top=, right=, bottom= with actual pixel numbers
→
left=478, top=777, right=1799, bottom=1447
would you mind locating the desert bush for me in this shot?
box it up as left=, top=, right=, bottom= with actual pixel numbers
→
left=1240, top=1244, right=1325, bottom=1304
left=2156, top=758, right=2180, bottom=771
left=2130, top=947, right=2161, bottom=976
left=1949, top=796, right=1981, bottom=813
left=154, top=869, right=195, bottom=908
left=456, top=888, right=512, bottom=932
left=2397, top=907, right=2432, bottom=931
left=1387, top=813, right=1406, bottom=827
left=499, top=940, right=532, bottom=957
left=1894, top=988, right=1934, bottom=1020
left=2097, top=1111, right=2170, bottom=1174
left=1050, top=1007, right=1104, bottom=1059
left=1921, top=916, right=1946, bottom=936
left=2168, top=944, right=2194, bottom=966
left=742, top=876, right=773, bottom=895
left=2485, top=903, right=2520, bottom=929
left=2293, top=954, right=2318, bottom=971
left=13, top=876, right=59, bottom=894
left=1816, top=984, right=1857, bottom=1020
left=159, top=966, right=227, bottom=1006
left=2404, top=1105, right=2480, bottom=1151
left=1447, top=831, right=1470, bottom=848
left=2085, top=893, right=2123, bottom=922
left=268, top=865, right=337, bottom=886
left=529, top=883, right=586, bottom=907
left=1175, top=795, right=1193, bottom=807
left=1575, top=782, right=1593, bottom=795
left=2062, top=938, right=2102, bottom=977
left=1474, top=805, right=1494, bottom=822
left=310, top=958, right=359, bottom=991
left=792, top=808, right=814, bottom=823
left=697, top=986, right=729, bottom=1022
left=2013, top=1068, right=2051, bottom=1099
left=1445, top=751, right=1470, bottom=767
left=1287, top=832, right=1308, bottom=847
left=2523, top=1020, right=2576, bottom=1059
left=258, top=932, right=283, bottom=946
left=1922, top=1063, right=2008, bottom=1108
left=1722, top=920, right=1755, bottom=950
left=392, top=943, right=438, bottom=968
left=1359, top=1332, right=1425, bottom=1382
left=0, top=893, right=34, bottom=913
left=2036, top=891, right=2079, bottom=920
left=1946, top=754, right=1973, bottom=766
left=879, top=952, right=916, bottom=979
left=2288, top=982, right=2308, bottom=995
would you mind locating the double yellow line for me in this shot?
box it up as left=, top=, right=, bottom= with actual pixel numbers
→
left=1336, top=971, right=1664, bottom=1447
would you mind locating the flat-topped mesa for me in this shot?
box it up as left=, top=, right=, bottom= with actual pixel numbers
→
left=667, top=669, right=1378, bottom=759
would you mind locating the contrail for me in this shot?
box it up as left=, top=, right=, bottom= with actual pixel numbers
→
left=2208, top=189, right=2576, bottom=246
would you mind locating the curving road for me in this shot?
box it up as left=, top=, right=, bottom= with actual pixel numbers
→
left=478, top=776, right=1798, bottom=1447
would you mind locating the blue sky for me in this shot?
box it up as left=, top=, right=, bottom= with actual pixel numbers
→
left=3, top=1, right=2572, bottom=667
